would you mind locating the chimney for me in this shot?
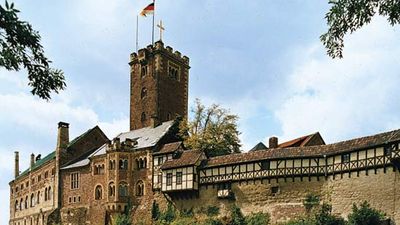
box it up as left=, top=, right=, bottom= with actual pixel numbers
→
left=30, top=153, right=35, bottom=170
left=269, top=137, right=278, bottom=148
left=14, top=151, right=19, bottom=178
left=57, top=122, right=70, bottom=150
left=150, top=115, right=160, bottom=128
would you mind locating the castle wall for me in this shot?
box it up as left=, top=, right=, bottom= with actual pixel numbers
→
left=152, top=167, right=400, bottom=225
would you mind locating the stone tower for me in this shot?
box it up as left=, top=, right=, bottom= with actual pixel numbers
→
left=129, top=41, right=190, bottom=130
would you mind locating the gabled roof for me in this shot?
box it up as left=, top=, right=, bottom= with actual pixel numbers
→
left=278, top=132, right=325, bottom=148
left=249, top=142, right=268, bottom=151
left=153, top=141, right=183, bottom=155
left=205, top=129, right=400, bottom=168
left=161, top=149, right=204, bottom=170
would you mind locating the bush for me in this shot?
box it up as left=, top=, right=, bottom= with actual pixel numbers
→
left=206, top=206, right=220, bottom=217
left=170, top=217, right=198, bottom=225
left=152, top=201, right=161, bottom=221
left=228, top=205, right=246, bottom=225
left=347, top=201, right=384, bottom=225
left=314, top=204, right=345, bottom=225
left=159, top=203, right=177, bottom=224
left=202, top=218, right=224, bottom=225
left=180, top=208, right=194, bottom=218
left=115, top=214, right=132, bottom=225
left=303, top=193, right=320, bottom=213
left=245, top=212, right=270, bottom=225
left=285, top=218, right=315, bottom=225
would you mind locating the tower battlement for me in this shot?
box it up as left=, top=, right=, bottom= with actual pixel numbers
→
left=129, top=41, right=190, bottom=130
left=129, top=41, right=190, bottom=66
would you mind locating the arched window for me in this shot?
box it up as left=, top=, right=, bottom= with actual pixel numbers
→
left=30, top=193, right=35, bottom=207
left=119, top=182, right=128, bottom=197
left=109, top=160, right=115, bottom=170
left=95, top=185, right=102, bottom=200
left=20, top=198, right=23, bottom=210
left=141, top=87, right=147, bottom=99
left=37, top=191, right=40, bottom=204
left=144, top=157, right=147, bottom=168
left=44, top=187, right=48, bottom=201
left=24, top=196, right=28, bottom=209
left=136, top=180, right=145, bottom=196
left=109, top=182, right=115, bottom=197
left=48, top=187, right=52, bottom=201
left=141, top=112, right=146, bottom=122
left=15, top=200, right=18, bottom=211
left=141, top=65, right=147, bottom=78
left=119, top=159, right=128, bottom=170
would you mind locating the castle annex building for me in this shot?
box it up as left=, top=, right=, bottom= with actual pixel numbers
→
left=9, top=41, right=400, bottom=225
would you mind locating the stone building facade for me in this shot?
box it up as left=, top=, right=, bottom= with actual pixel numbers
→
left=8, top=41, right=400, bottom=225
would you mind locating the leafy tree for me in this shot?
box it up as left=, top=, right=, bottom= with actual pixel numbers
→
left=152, top=200, right=161, bottom=221
left=347, top=201, right=384, bottom=225
left=321, top=0, right=400, bottom=58
left=179, top=99, right=241, bottom=157
left=228, top=205, right=246, bottom=225
left=114, top=214, right=132, bottom=225
left=158, top=202, right=177, bottom=224
left=245, top=212, right=270, bottom=225
left=314, top=204, right=345, bottom=225
left=0, top=1, right=65, bottom=100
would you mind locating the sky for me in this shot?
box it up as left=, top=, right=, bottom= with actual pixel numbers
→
left=1, top=0, right=400, bottom=223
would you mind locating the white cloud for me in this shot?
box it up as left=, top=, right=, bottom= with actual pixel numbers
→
left=274, top=17, right=400, bottom=144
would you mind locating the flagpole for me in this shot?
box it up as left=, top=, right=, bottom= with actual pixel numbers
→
left=152, top=0, right=155, bottom=46
left=136, top=15, right=139, bottom=52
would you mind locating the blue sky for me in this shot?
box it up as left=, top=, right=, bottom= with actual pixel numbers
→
left=2, top=1, right=400, bottom=222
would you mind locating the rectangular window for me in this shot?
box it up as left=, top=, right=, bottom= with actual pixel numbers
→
left=176, top=172, right=182, bottom=185
left=342, top=153, right=350, bottom=163
left=70, top=172, right=80, bottom=189
left=384, top=146, right=392, bottom=156
left=158, top=157, right=163, bottom=165
left=261, top=161, right=270, bottom=170
left=166, top=173, right=173, bottom=186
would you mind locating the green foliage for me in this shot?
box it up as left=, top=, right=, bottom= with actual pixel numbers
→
left=202, top=218, right=224, bottom=225
left=284, top=204, right=344, bottom=225
left=321, top=0, right=400, bottom=58
left=245, top=212, right=270, bottom=225
left=179, top=99, right=241, bottom=157
left=170, top=217, right=199, bottom=225
left=158, top=203, right=177, bottom=224
left=152, top=201, right=161, bottom=221
left=347, top=201, right=384, bottom=225
left=180, top=208, right=194, bottom=218
left=206, top=206, right=220, bottom=217
left=114, top=214, right=132, bottom=225
left=314, top=204, right=345, bottom=225
left=303, top=193, right=320, bottom=213
left=228, top=205, right=246, bottom=225
left=0, top=1, right=66, bottom=99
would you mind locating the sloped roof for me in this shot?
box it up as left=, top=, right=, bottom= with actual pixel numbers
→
left=205, top=129, right=400, bottom=168
left=115, top=120, right=175, bottom=150
left=278, top=132, right=325, bottom=148
left=249, top=142, right=268, bottom=151
left=18, top=151, right=56, bottom=178
left=153, top=141, right=183, bottom=155
left=62, top=121, right=176, bottom=169
left=161, top=149, right=204, bottom=170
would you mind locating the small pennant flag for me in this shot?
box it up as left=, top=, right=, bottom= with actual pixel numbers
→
left=140, top=3, right=154, bottom=17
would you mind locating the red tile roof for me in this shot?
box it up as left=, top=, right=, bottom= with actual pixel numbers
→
left=154, top=141, right=183, bottom=155
left=278, top=132, right=324, bottom=148
left=161, top=149, right=204, bottom=169
left=205, top=129, right=400, bottom=168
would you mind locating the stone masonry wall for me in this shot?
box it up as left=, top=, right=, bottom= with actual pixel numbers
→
left=153, top=167, right=400, bottom=225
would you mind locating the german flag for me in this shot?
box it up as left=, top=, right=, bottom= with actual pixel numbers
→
left=140, top=3, right=154, bottom=17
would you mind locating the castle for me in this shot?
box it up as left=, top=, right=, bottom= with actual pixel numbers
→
left=8, top=40, right=400, bottom=225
